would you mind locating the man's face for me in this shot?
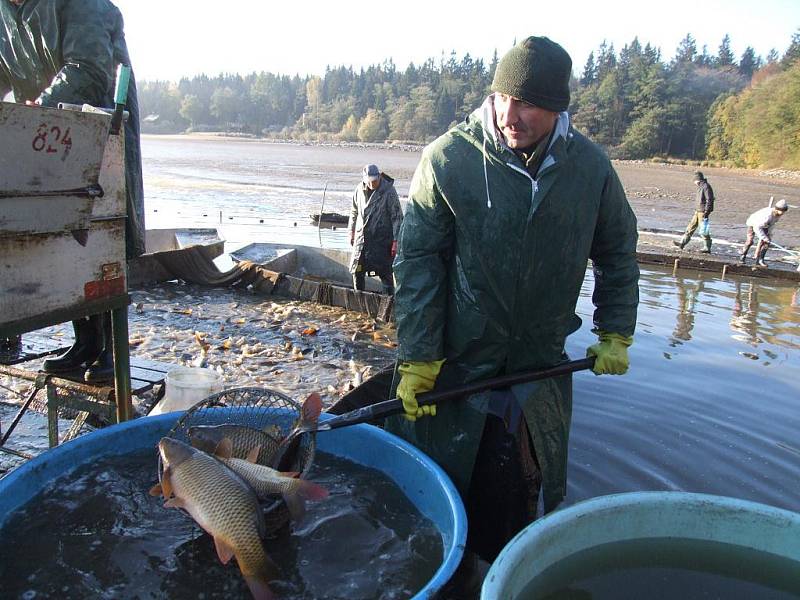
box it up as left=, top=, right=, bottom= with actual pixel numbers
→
left=494, top=93, right=558, bottom=150
left=367, top=177, right=380, bottom=190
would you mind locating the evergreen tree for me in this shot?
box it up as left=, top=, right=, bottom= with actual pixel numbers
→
left=738, top=47, right=759, bottom=79
left=715, top=34, right=736, bottom=68
left=782, top=28, right=800, bottom=67
left=581, top=52, right=597, bottom=85
left=674, top=34, right=697, bottom=64
left=136, top=32, right=797, bottom=168
left=766, top=49, right=780, bottom=64
left=695, top=44, right=712, bottom=67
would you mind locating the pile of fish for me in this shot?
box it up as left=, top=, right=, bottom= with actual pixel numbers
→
left=149, top=393, right=328, bottom=600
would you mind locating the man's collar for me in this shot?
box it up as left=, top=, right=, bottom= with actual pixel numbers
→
left=473, top=95, right=571, bottom=156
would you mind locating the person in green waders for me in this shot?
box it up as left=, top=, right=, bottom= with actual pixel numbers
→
left=0, top=0, right=144, bottom=381
left=386, top=36, right=639, bottom=596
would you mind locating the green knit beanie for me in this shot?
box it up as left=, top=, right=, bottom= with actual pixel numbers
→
left=491, top=36, right=572, bottom=112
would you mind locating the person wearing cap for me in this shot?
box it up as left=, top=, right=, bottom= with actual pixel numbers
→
left=673, top=171, right=715, bottom=253
left=348, top=164, right=403, bottom=294
left=386, top=36, right=639, bottom=586
left=740, top=199, right=790, bottom=267
left=0, top=0, right=144, bottom=382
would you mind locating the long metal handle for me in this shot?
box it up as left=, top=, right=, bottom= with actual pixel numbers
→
left=318, top=357, right=595, bottom=432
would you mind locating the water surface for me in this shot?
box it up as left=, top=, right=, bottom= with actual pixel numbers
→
left=0, top=449, right=442, bottom=599
left=566, top=266, right=800, bottom=513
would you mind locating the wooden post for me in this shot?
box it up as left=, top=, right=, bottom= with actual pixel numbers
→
left=673, top=258, right=679, bottom=275
left=722, top=264, right=729, bottom=280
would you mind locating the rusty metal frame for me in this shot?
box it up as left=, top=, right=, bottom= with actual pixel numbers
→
left=0, top=364, right=115, bottom=449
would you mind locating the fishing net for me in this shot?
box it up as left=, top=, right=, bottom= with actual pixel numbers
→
left=158, top=387, right=316, bottom=535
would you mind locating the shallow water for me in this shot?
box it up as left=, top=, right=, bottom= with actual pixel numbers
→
left=565, top=266, right=800, bottom=513
left=141, top=136, right=420, bottom=250
left=0, top=449, right=442, bottom=599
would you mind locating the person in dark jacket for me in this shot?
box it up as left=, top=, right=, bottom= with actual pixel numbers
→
left=674, top=171, right=714, bottom=253
left=348, top=164, right=403, bottom=294
left=387, top=36, right=639, bottom=594
left=1, top=0, right=144, bottom=381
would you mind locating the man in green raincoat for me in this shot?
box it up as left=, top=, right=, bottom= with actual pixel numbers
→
left=388, top=36, right=639, bottom=585
left=1, top=0, right=144, bottom=381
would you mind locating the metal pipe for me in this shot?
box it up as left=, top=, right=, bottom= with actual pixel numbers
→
left=0, top=379, right=44, bottom=446
left=111, top=307, right=132, bottom=422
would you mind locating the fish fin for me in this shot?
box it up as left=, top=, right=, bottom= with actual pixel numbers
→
left=213, top=437, right=233, bottom=459
left=245, top=445, right=261, bottom=464
left=300, top=392, right=323, bottom=429
left=243, top=576, right=276, bottom=600
left=295, top=479, right=329, bottom=502
left=161, top=467, right=174, bottom=498
left=148, top=483, right=163, bottom=497
left=283, top=493, right=306, bottom=522
left=238, top=543, right=279, bottom=600
left=214, top=536, right=235, bottom=565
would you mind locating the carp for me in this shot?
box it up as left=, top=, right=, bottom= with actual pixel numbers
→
left=189, top=392, right=323, bottom=469
left=150, top=437, right=277, bottom=600
left=213, top=437, right=329, bottom=520
left=189, top=423, right=282, bottom=465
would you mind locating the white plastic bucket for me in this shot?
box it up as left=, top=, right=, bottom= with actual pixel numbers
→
left=149, top=367, right=223, bottom=415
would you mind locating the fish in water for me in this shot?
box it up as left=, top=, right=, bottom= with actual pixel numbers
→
left=213, top=438, right=329, bottom=520
left=150, top=437, right=277, bottom=600
left=189, top=423, right=283, bottom=466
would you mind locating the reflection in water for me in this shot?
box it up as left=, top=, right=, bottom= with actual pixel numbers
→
left=566, top=264, right=800, bottom=515
left=730, top=280, right=761, bottom=348
left=670, top=277, right=704, bottom=345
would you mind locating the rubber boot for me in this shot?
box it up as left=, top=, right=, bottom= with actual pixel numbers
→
left=700, top=235, right=712, bottom=253
left=43, top=318, right=101, bottom=373
left=672, top=236, right=688, bottom=250
left=85, top=313, right=115, bottom=383
left=739, top=253, right=747, bottom=265
left=755, top=241, right=769, bottom=267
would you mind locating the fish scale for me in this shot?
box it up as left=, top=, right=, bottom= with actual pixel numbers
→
left=189, top=424, right=282, bottom=465
left=222, top=457, right=302, bottom=498
left=158, top=438, right=277, bottom=599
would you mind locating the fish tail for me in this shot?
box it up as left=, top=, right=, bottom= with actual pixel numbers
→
left=243, top=575, right=275, bottom=600
left=299, top=392, right=323, bottom=430
left=294, top=479, right=329, bottom=502
left=282, top=479, right=328, bottom=521
left=238, top=545, right=279, bottom=600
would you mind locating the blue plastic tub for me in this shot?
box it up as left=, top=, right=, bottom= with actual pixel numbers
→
left=0, top=412, right=466, bottom=599
left=481, top=491, right=800, bottom=599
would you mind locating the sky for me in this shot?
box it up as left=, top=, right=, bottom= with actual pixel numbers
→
left=113, top=0, right=800, bottom=82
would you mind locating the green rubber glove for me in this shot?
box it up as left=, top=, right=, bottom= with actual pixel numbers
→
left=586, top=331, right=633, bottom=375
left=396, top=359, right=445, bottom=421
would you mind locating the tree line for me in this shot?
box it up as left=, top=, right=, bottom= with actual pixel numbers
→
left=139, top=30, right=800, bottom=168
